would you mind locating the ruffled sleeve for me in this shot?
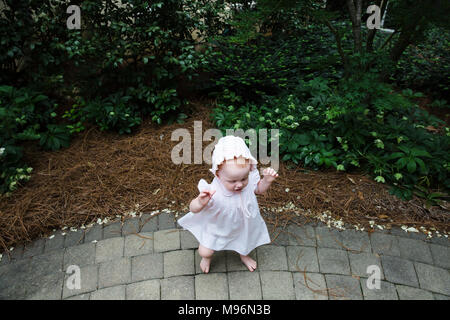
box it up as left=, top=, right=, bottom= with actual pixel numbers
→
left=197, top=179, right=215, bottom=210
left=197, top=179, right=210, bottom=193
left=249, top=167, right=261, bottom=193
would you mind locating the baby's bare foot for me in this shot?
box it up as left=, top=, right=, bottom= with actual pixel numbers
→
left=200, top=257, right=211, bottom=273
left=240, top=254, right=257, bottom=272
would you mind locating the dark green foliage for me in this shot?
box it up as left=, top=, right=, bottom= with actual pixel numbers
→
left=0, top=0, right=206, bottom=130
left=395, top=25, right=450, bottom=100
left=212, top=72, right=450, bottom=202
left=202, top=24, right=343, bottom=102
left=0, top=85, right=71, bottom=194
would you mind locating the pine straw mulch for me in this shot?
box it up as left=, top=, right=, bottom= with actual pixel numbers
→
left=0, top=98, right=449, bottom=255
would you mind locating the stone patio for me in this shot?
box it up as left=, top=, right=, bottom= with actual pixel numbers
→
left=0, top=211, right=449, bottom=300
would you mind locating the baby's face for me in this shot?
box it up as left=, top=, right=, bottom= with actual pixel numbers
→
left=217, top=160, right=251, bottom=193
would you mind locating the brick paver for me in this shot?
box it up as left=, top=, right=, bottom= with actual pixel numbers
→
left=1, top=218, right=449, bottom=300
left=228, top=271, right=262, bottom=300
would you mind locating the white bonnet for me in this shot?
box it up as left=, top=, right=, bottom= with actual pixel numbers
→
left=209, top=135, right=257, bottom=177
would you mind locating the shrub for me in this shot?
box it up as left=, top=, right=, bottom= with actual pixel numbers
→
left=0, top=85, right=71, bottom=195
left=0, top=0, right=209, bottom=132
left=212, top=73, right=450, bottom=201
left=395, top=25, right=450, bottom=100
left=201, top=24, right=343, bottom=103
left=62, top=0, right=204, bottom=127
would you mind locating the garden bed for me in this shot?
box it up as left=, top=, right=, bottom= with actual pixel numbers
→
left=0, top=99, right=448, bottom=255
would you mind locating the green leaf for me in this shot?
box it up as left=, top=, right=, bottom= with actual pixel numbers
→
left=407, top=159, right=417, bottom=173
left=410, top=148, right=432, bottom=158
left=294, top=133, right=310, bottom=145
left=396, top=158, right=408, bottom=169
left=415, top=158, right=426, bottom=173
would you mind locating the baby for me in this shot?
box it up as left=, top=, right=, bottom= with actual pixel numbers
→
left=177, top=135, right=279, bottom=273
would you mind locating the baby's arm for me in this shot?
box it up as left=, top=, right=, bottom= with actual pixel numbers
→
left=255, top=167, right=278, bottom=195
left=189, top=190, right=216, bottom=213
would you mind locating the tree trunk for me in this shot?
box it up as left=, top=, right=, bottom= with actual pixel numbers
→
left=346, top=0, right=363, bottom=53
left=379, top=16, right=427, bottom=82
left=390, top=16, right=427, bottom=64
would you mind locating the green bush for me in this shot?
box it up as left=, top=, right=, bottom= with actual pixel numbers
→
left=0, top=0, right=71, bottom=93
left=395, top=25, right=450, bottom=100
left=62, top=0, right=203, bottom=127
left=0, top=85, right=71, bottom=195
left=0, top=0, right=211, bottom=132
left=212, top=73, right=450, bottom=202
left=75, top=93, right=142, bottom=135
left=201, top=24, right=343, bottom=102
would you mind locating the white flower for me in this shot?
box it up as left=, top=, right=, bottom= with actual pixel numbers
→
left=91, top=240, right=98, bottom=243
left=0, top=147, right=5, bottom=155
left=406, top=227, right=419, bottom=233
left=285, top=188, right=290, bottom=192
left=49, top=235, right=55, bottom=239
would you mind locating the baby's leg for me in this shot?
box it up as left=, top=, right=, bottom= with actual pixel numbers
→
left=198, top=244, right=214, bottom=273
left=240, top=254, right=257, bottom=272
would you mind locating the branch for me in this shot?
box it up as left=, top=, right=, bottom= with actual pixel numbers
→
left=323, top=19, right=349, bottom=71
left=380, top=28, right=398, bottom=51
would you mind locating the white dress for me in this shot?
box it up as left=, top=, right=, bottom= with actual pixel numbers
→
left=177, top=167, right=271, bottom=256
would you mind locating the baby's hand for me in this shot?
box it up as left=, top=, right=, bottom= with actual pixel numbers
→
left=197, top=190, right=216, bottom=207
left=262, top=167, right=279, bottom=183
